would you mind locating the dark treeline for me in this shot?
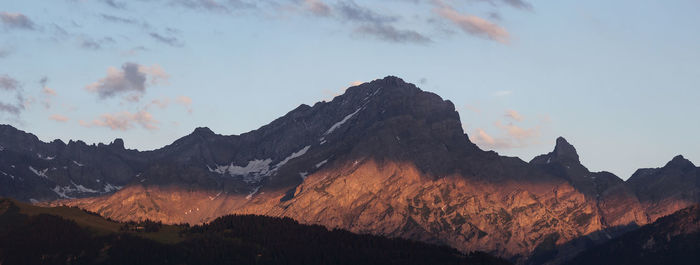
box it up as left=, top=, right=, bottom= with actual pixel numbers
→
left=0, top=200, right=510, bottom=265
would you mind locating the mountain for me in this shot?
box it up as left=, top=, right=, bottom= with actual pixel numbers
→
left=1, top=76, right=698, bottom=264
left=0, top=198, right=510, bottom=265
left=565, top=204, right=700, bottom=265
left=627, top=155, right=700, bottom=221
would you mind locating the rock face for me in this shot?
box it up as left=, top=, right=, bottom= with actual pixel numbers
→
left=2, top=76, right=699, bottom=264
left=627, top=155, right=700, bottom=221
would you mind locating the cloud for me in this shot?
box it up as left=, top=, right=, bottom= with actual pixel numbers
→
left=349, top=81, right=364, bottom=86
left=170, top=0, right=229, bottom=12
left=305, top=0, right=331, bottom=16
left=355, top=23, right=431, bottom=44
left=176, top=96, right=193, bottom=113
left=49, top=114, right=69, bottom=122
left=504, top=109, right=522, bottom=121
left=122, top=46, right=149, bottom=56
left=434, top=5, right=509, bottom=43
left=0, top=12, right=35, bottom=30
left=80, top=110, right=159, bottom=131
left=495, top=121, right=539, bottom=139
left=0, top=74, right=24, bottom=116
left=472, top=0, right=533, bottom=11
left=327, top=0, right=432, bottom=44
left=149, top=32, right=183, bottom=47
left=100, top=14, right=150, bottom=29
left=101, top=0, right=126, bottom=9
left=78, top=36, right=115, bottom=50
left=469, top=128, right=514, bottom=149
left=336, top=0, right=397, bottom=24
left=85, top=63, right=169, bottom=102
left=0, top=74, right=19, bottom=91
left=38, top=76, right=58, bottom=109
left=469, top=119, right=542, bottom=150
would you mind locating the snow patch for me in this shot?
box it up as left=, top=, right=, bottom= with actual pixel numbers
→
left=209, top=145, right=311, bottom=184
left=274, top=145, right=311, bottom=168
left=51, top=186, right=74, bottom=199
left=299, top=172, right=308, bottom=180
left=1, top=170, right=14, bottom=179
left=71, top=181, right=99, bottom=193
left=37, top=153, right=55, bottom=160
left=103, top=183, right=123, bottom=192
left=29, top=166, right=49, bottom=179
left=29, top=198, right=39, bottom=204
left=0, top=145, right=4, bottom=151
left=324, top=108, right=361, bottom=135
left=72, top=161, right=85, bottom=167
left=209, top=159, right=273, bottom=184
left=315, top=159, right=328, bottom=168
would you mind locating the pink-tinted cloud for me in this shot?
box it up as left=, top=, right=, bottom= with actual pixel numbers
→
left=305, top=0, right=331, bottom=16
left=80, top=110, right=158, bottom=131
left=495, top=121, right=539, bottom=139
left=469, top=121, right=542, bottom=150
left=469, top=128, right=514, bottom=149
left=504, top=109, right=523, bottom=121
left=434, top=2, right=509, bottom=43
left=49, top=114, right=69, bottom=122
left=176, top=96, right=193, bottom=113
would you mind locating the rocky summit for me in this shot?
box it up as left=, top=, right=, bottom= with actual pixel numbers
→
left=1, top=76, right=699, bottom=264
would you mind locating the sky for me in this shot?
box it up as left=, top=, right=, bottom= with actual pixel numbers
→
left=1, top=0, right=699, bottom=179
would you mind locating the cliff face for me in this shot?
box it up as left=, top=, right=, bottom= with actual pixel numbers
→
left=4, top=76, right=699, bottom=263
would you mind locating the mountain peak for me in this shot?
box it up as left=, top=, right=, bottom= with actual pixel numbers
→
left=110, top=138, right=125, bottom=149
left=664, top=155, right=695, bottom=170
left=553, top=136, right=580, bottom=162
left=192, top=126, right=215, bottom=136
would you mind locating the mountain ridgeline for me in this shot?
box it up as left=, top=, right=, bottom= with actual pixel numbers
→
left=1, top=76, right=698, bottom=264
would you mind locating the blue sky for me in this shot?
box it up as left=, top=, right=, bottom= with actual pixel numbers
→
left=1, top=0, right=699, bottom=179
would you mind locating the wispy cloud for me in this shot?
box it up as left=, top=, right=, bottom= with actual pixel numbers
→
left=39, top=76, right=57, bottom=109
left=0, top=74, right=24, bottom=117
left=336, top=0, right=397, bottom=24
left=101, top=0, right=126, bottom=9
left=504, top=109, right=522, bottom=121
left=149, top=32, right=184, bottom=47
left=354, top=24, right=431, bottom=44
left=0, top=74, right=19, bottom=91
left=0, top=12, right=36, bottom=30
left=176, top=96, right=193, bottom=113
left=469, top=109, right=544, bottom=150
left=85, top=63, right=170, bottom=102
left=80, top=109, right=159, bottom=131
left=472, top=0, right=533, bottom=11
left=100, top=14, right=150, bottom=29
left=433, top=2, right=509, bottom=44
left=49, top=114, right=69, bottom=122
left=305, top=0, right=331, bottom=16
